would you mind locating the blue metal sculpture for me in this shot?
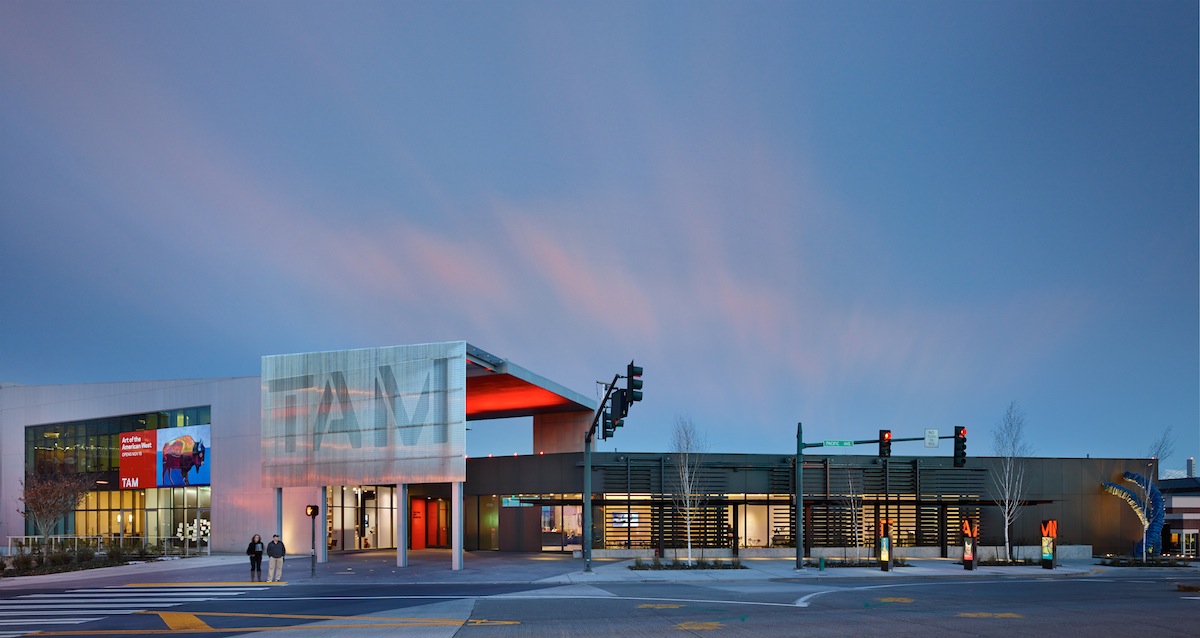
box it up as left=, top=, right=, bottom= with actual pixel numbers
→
left=1101, top=472, right=1163, bottom=556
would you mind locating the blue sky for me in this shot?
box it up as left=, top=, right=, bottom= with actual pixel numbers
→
left=1, top=1, right=1196, bottom=469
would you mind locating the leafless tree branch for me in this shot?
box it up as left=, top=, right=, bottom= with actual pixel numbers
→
left=1146, top=426, right=1175, bottom=474
left=18, top=470, right=96, bottom=551
left=991, top=400, right=1032, bottom=562
left=670, top=415, right=708, bottom=564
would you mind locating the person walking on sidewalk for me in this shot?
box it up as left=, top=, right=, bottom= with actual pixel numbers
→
left=245, top=534, right=264, bottom=582
left=266, top=534, right=286, bottom=582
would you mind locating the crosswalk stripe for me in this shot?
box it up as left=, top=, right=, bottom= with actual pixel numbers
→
left=47, top=589, right=258, bottom=595
left=24, top=592, right=249, bottom=598
left=0, top=618, right=101, bottom=625
left=0, top=603, right=182, bottom=609
left=0, top=600, right=209, bottom=607
left=76, top=587, right=267, bottom=593
left=0, top=584, right=260, bottom=630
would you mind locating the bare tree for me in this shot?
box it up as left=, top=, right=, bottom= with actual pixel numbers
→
left=670, top=415, right=708, bottom=565
left=1137, top=426, right=1174, bottom=557
left=991, top=401, right=1032, bottom=563
left=18, top=471, right=96, bottom=553
left=1146, top=426, right=1175, bottom=478
left=842, top=470, right=863, bottom=563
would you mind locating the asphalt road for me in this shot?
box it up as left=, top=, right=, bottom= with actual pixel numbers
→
left=5, top=572, right=1197, bottom=637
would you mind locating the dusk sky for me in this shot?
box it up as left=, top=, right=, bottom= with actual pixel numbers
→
left=2, top=1, right=1196, bottom=469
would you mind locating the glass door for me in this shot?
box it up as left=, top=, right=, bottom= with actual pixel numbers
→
left=540, top=505, right=583, bottom=552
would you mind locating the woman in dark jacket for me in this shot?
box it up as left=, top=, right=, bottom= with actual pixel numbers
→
left=246, top=534, right=264, bottom=581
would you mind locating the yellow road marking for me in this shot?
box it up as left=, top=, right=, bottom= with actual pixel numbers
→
left=879, top=597, right=913, bottom=603
left=156, top=612, right=213, bottom=631
left=639, top=603, right=684, bottom=608
left=958, top=612, right=1023, bottom=618
left=676, top=621, right=723, bottom=630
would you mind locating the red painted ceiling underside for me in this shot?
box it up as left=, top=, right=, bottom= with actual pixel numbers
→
left=465, top=374, right=582, bottom=420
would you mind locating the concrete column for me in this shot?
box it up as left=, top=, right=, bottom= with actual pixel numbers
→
left=275, top=487, right=283, bottom=542
left=397, top=483, right=408, bottom=567
left=452, top=481, right=463, bottom=571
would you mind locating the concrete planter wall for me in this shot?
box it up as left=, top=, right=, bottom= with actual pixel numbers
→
left=583, top=545, right=1094, bottom=561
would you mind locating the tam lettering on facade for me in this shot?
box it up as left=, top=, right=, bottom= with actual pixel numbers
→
left=260, top=342, right=467, bottom=487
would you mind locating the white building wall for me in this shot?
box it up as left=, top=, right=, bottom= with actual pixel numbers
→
left=1167, top=495, right=1200, bottom=533
left=0, top=378, right=275, bottom=553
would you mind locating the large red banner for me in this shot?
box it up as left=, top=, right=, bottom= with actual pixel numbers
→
left=119, top=431, right=157, bottom=489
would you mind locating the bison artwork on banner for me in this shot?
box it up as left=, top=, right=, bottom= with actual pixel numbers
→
left=158, top=424, right=210, bottom=486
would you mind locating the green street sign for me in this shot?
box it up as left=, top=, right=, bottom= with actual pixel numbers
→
left=823, top=440, right=853, bottom=447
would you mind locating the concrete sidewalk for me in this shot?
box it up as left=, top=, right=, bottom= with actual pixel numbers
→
left=1, top=550, right=1160, bottom=588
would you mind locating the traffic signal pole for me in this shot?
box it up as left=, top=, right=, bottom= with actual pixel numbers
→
left=583, top=373, right=621, bottom=574
left=796, top=423, right=804, bottom=570
left=794, top=426, right=932, bottom=570
left=583, top=432, right=593, bottom=571
left=583, top=362, right=644, bottom=573
left=794, top=423, right=832, bottom=570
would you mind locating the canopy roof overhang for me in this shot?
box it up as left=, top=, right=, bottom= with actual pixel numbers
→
left=465, top=344, right=595, bottom=420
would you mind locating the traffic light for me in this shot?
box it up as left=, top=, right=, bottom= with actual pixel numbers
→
left=954, top=426, right=968, bottom=467
left=601, top=411, right=617, bottom=440
left=305, top=505, right=320, bottom=517
left=626, top=361, right=643, bottom=405
left=879, top=430, right=892, bottom=457
left=611, top=388, right=628, bottom=421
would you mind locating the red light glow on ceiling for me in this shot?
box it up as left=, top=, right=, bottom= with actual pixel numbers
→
left=465, top=374, right=583, bottom=420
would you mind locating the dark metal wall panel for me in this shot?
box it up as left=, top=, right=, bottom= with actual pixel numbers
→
left=464, top=452, right=1151, bottom=555
left=498, top=505, right=541, bottom=552
left=465, top=453, right=584, bottom=495
left=974, top=456, right=1151, bottom=554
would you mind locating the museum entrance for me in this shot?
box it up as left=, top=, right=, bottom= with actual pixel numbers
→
left=326, top=485, right=397, bottom=551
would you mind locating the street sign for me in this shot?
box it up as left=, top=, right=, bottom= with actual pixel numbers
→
left=924, top=429, right=939, bottom=448
left=823, top=440, right=853, bottom=447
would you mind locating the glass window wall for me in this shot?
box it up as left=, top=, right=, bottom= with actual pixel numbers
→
left=326, top=485, right=397, bottom=551
left=541, top=500, right=583, bottom=552
left=23, top=407, right=212, bottom=546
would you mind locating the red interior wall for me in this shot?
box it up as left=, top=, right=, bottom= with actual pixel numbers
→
left=410, top=498, right=427, bottom=550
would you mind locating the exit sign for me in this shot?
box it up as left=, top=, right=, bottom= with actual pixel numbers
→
left=823, top=440, right=853, bottom=447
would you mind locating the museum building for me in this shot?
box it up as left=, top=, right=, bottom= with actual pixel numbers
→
left=0, top=342, right=1172, bottom=568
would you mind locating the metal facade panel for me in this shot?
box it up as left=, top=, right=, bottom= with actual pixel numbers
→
left=261, top=342, right=467, bottom=487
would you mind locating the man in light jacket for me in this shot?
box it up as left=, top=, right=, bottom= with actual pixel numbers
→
left=266, top=534, right=287, bottom=582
